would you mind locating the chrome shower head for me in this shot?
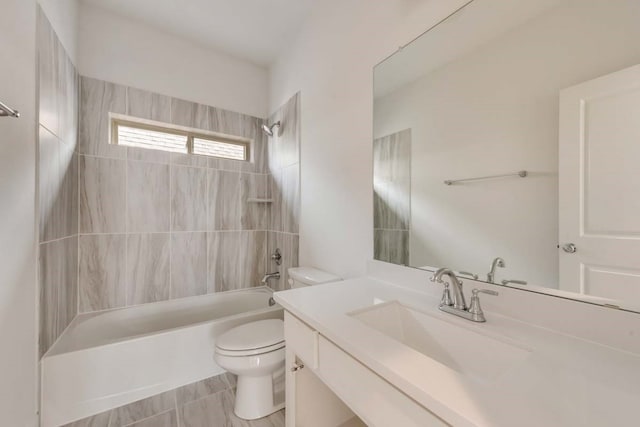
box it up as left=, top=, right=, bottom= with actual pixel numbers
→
left=262, top=121, right=281, bottom=137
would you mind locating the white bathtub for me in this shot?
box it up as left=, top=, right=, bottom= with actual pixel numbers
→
left=41, top=287, right=283, bottom=427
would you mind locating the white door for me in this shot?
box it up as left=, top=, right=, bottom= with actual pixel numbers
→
left=559, top=63, right=640, bottom=307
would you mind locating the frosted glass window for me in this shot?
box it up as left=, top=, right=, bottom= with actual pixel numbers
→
left=111, top=118, right=250, bottom=161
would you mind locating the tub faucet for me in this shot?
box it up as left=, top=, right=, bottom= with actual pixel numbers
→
left=487, top=257, right=505, bottom=283
left=260, top=272, right=280, bottom=286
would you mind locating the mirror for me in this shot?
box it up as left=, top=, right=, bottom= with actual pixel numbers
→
left=373, top=0, right=640, bottom=312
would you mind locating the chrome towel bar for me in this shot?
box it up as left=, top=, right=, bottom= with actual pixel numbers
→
left=444, top=170, right=527, bottom=185
left=0, top=100, right=20, bottom=118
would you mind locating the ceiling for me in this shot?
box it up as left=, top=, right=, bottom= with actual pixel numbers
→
left=81, top=0, right=313, bottom=66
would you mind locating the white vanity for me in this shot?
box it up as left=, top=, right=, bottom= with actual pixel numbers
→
left=274, top=262, right=640, bottom=427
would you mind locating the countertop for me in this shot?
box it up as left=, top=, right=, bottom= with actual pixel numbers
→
left=274, top=277, right=640, bottom=427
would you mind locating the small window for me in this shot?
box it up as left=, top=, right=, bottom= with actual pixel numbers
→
left=111, top=118, right=250, bottom=161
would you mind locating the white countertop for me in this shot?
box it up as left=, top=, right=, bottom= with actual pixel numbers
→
left=274, top=277, right=640, bottom=427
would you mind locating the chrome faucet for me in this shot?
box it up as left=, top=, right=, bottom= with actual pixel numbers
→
left=260, top=272, right=280, bottom=286
left=431, top=268, right=498, bottom=322
left=487, top=257, right=505, bottom=283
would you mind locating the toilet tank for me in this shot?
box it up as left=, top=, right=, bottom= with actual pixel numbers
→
left=287, top=267, right=341, bottom=289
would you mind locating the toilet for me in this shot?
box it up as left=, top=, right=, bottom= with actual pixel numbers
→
left=214, top=267, right=341, bottom=420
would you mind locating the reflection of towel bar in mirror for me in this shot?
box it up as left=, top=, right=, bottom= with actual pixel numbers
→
left=0, top=100, right=20, bottom=118
left=444, top=170, right=527, bottom=186
left=247, top=198, right=273, bottom=203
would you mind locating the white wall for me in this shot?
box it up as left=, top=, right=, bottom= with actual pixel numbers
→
left=374, top=0, right=640, bottom=287
left=268, top=0, right=470, bottom=278
left=78, top=2, right=269, bottom=118
left=38, top=0, right=79, bottom=63
left=0, top=0, right=38, bottom=425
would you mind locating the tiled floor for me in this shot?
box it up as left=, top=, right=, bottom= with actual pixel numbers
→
left=64, top=373, right=285, bottom=427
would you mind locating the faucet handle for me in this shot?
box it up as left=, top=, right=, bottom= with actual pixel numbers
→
left=472, top=289, right=498, bottom=297
left=468, top=289, right=498, bottom=322
left=440, top=282, right=453, bottom=307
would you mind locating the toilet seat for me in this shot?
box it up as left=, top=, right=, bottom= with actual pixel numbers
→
left=215, top=319, right=284, bottom=357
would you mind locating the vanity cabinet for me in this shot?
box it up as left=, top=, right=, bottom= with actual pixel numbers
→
left=284, top=312, right=448, bottom=427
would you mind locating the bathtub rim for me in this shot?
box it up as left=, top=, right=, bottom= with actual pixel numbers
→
left=43, top=286, right=279, bottom=358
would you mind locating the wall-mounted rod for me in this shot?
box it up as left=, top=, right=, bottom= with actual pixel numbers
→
left=444, top=170, right=527, bottom=185
left=0, top=100, right=20, bottom=118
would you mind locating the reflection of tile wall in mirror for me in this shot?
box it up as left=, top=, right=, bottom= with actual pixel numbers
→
left=373, top=129, right=411, bottom=266
left=372, top=0, right=640, bottom=311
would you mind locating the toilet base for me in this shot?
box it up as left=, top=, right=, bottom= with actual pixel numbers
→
left=234, top=372, right=285, bottom=420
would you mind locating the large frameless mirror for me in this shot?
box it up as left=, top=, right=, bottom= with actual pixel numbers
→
left=373, top=0, right=640, bottom=312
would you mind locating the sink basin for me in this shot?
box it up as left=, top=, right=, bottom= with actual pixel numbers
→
left=350, top=301, right=530, bottom=383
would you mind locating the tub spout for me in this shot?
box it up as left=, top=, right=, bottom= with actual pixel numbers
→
left=261, top=272, right=280, bottom=286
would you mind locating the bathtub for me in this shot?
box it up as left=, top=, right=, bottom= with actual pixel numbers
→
left=41, top=286, right=283, bottom=427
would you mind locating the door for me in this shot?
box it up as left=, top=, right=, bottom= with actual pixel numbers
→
left=559, top=63, right=640, bottom=307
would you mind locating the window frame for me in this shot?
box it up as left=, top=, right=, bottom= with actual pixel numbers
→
left=110, top=117, right=251, bottom=161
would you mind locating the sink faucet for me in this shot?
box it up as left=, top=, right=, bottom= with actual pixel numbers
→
left=487, top=257, right=505, bottom=283
left=430, top=268, right=466, bottom=310
left=431, top=268, right=498, bottom=322
left=260, top=272, right=280, bottom=286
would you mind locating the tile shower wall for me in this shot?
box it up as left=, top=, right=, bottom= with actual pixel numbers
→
left=373, top=129, right=411, bottom=265
left=267, top=94, right=301, bottom=290
left=78, top=77, right=301, bottom=312
left=38, top=7, right=79, bottom=356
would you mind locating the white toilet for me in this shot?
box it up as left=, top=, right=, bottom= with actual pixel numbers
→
left=214, top=267, right=341, bottom=420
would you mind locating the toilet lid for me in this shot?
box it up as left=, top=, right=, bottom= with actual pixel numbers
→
left=217, top=319, right=284, bottom=352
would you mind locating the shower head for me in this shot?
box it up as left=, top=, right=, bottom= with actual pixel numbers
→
left=262, top=121, right=281, bottom=137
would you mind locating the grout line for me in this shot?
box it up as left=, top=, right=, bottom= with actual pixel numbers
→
left=124, top=145, right=129, bottom=307
left=169, top=158, right=173, bottom=300
left=120, top=407, right=175, bottom=427
left=174, top=390, right=181, bottom=427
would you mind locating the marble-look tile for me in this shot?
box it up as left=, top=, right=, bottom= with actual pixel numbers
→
left=127, top=234, right=170, bottom=305
left=56, top=149, right=78, bottom=238
left=207, top=170, right=241, bottom=231
left=110, top=390, right=175, bottom=426
left=127, top=147, right=171, bottom=164
left=175, top=373, right=232, bottom=406
left=207, top=232, right=240, bottom=292
left=127, top=161, right=170, bottom=232
left=57, top=46, right=78, bottom=148
left=79, top=77, right=127, bottom=158
left=127, top=87, right=171, bottom=123
left=268, top=93, right=300, bottom=173
left=267, top=232, right=299, bottom=291
left=207, top=231, right=267, bottom=293
left=373, top=129, right=411, bottom=231
left=209, top=107, right=244, bottom=137
left=170, top=98, right=209, bottom=130
left=374, top=229, right=410, bottom=266
left=171, top=233, right=207, bottom=299
left=208, top=231, right=266, bottom=291
left=38, top=7, right=58, bottom=136
left=249, top=129, right=268, bottom=174
left=281, top=164, right=300, bottom=234
left=238, top=231, right=268, bottom=289
left=79, top=155, right=126, bottom=233
left=39, top=237, right=77, bottom=355
left=171, top=152, right=209, bottom=168
left=171, top=166, right=207, bottom=231
left=179, top=390, right=284, bottom=427
left=240, top=173, right=269, bottom=230
left=61, top=410, right=111, bottom=427
left=126, top=410, right=177, bottom=427
left=39, top=126, right=59, bottom=242
left=79, top=234, right=126, bottom=312
left=268, top=171, right=283, bottom=232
